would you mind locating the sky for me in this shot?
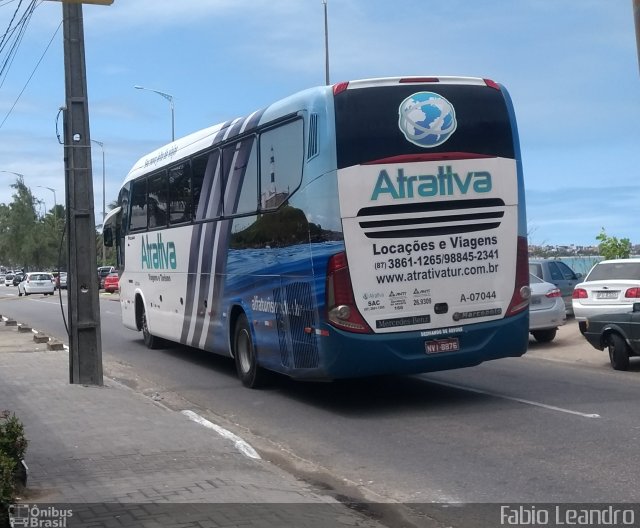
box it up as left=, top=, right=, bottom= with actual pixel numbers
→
left=0, top=0, right=638, bottom=247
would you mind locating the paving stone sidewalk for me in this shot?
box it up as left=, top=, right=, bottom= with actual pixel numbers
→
left=0, top=323, right=384, bottom=527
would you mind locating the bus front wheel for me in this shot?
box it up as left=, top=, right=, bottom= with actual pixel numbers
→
left=234, top=314, right=264, bottom=388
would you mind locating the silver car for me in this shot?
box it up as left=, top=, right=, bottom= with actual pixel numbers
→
left=529, top=273, right=567, bottom=342
left=18, top=272, right=55, bottom=296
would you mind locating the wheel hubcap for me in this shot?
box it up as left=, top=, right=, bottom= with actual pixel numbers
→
left=237, top=329, right=252, bottom=374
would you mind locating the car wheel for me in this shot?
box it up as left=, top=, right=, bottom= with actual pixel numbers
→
left=607, top=333, right=630, bottom=371
left=18, top=290, right=22, bottom=297
left=141, top=305, right=163, bottom=349
left=531, top=328, right=557, bottom=343
left=578, top=321, right=587, bottom=334
left=233, top=313, right=265, bottom=389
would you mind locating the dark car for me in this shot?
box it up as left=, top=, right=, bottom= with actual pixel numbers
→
left=12, top=272, right=24, bottom=286
left=581, top=302, right=640, bottom=371
left=529, top=259, right=582, bottom=315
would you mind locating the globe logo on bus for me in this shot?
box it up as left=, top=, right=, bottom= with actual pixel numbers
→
left=398, top=92, right=457, bottom=148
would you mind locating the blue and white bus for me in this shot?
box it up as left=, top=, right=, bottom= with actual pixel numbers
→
left=103, top=76, right=530, bottom=387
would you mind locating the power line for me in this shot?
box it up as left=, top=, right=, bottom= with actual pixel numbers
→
left=0, top=18, right=60, bottom=130
left=0, top=0, right=38, bottom=88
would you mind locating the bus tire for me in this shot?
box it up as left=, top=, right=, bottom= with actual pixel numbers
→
left=607, top=333, right=630, bottom=371
left=141, top=304, right=163, bottom=349
left=233, top=313, right=264, bottom=389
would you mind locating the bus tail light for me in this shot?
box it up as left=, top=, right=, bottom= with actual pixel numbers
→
left=326, top=252, right=372, bottom=334
left=506, top=236, right=530, bottom=316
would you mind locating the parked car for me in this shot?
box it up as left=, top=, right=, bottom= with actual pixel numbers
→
left=529, top=259, right=582, bottom=314
left=97, top=266, right=115, bottom=289
left=581, top=302, right=640, bottom=371
left=12, top=272, right=24, bottom=286
left=529, top=273, right=566, bottom=342
left=103, top=272, right=119, bottom=293
left=572, top=258, right=640, bottom=333
left=56, top=272, right=68, bottom=289
left=4, top=273, right=14, bottom=286
left=17, top=272, right=55, bottom=296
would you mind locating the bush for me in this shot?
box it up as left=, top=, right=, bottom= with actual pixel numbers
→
left=0, top=412, right=27, bottom=463
left=0, top=411, right=28, bottom=514
left=0, top=451, right=16, bottom=508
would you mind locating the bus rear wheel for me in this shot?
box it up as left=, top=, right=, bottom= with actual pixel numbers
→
left=234, top=314, right=264, bottom=388
left=141, top=305, right=163, bottom=349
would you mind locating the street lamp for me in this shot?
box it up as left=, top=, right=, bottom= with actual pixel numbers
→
left=134, top=85, right=175, bottom=142
left=91, top=139, right=106, bottom=266
left=322, top=0, right=330, bottom=85
left=36, top=186, right=57, bottom=221
left=0, top=170, right=24, bottom=179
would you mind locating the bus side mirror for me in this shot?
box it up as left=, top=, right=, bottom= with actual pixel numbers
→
left=103, top=226, right=113, bottom=247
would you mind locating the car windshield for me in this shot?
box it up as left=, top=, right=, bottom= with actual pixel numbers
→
left=31, top=274, right=50, bottom=281
left=586, top=262, right=640, bottom=281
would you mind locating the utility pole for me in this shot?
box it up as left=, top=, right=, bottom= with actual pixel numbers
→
left=62, top=2, right=103, bottom=385
left=634, top=0, right=640, bottom=72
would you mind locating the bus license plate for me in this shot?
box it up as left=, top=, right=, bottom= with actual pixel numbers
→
left=425, top=338, right=459, bottom=354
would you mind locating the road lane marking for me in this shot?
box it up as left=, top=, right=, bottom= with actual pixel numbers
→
left=181, top=410, right=262, bottom=459
left=426, top=379, right=600, bottom=419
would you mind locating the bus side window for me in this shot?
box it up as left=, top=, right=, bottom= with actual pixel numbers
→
left=129, top=178, right=148, bottom=231
left=223, top=138, right=258, bottom=216
left=191, top=153, right=208, bottom=220
left=169, top=162, right=192, bottom=225
left=119, top=185, right=130, bottom=236
left=259, top=119, right=304, bottom=211
left=148, top=171, right=168, bottom=228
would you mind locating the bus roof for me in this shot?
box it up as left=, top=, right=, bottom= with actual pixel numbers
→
left=121, top=76, right=499, bottom=187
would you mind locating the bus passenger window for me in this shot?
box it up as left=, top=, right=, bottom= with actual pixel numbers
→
left=148, top=171, right=168, bottom=228
left=169, top=162, right=192, bottom=225
left=223, top=139, right=258, bottom=216
left=129, top=178, right=148, bottom=231
left=191, top=153, right=210, bottom=220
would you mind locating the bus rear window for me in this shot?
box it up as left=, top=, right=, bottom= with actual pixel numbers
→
left=334, top=84, right=515, bottom=169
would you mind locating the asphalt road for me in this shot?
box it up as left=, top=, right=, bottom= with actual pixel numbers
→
left=1, top=287, right=638, bottom=509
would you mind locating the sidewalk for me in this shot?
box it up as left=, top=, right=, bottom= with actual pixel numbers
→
left=0, top=319, right=384, bottom=528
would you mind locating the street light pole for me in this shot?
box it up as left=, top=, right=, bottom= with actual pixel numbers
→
left=36, top=185, right=58, bottom=222
left=1, top=171, right=48, bottom=219
left=134, top=85, right=175, bottom=142
left=91, top=139, right=106, bottom=266
left=322, top=0, right=330, bottom=85
left=0, top=170, right=24, bottom=178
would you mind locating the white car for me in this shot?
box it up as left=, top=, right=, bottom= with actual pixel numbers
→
left=18, top=272, right=55, bottom=296
left=529, top=273, right=566, bottom=342
left=572, top=258, right=640, bottom=332
left=4, top=273, right=14, bottom=286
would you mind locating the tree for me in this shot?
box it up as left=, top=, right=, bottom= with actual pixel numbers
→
left=596, top=228, right=631, bottom=260
left=0, top=177, right=66, bottom=270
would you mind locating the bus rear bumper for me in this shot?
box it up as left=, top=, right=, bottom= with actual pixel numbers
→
left=292, top=312, right=529, bottom=380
